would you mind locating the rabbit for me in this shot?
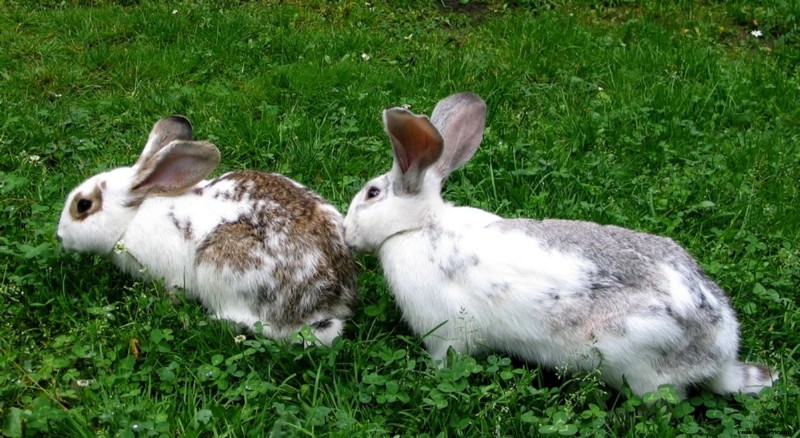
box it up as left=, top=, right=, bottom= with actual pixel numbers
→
left=341, top=92, right=778, bottom=397
left=57, top=115, right=358, bottom=346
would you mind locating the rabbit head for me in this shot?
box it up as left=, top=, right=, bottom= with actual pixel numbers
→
left=57, top=116, right=220, bottom=255
left=343, top=92, right=487, bottom=253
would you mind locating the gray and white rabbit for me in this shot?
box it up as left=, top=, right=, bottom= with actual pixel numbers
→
left=58, top=115, right=358, bottom=345
left=342, top=92, right=777, bottom=397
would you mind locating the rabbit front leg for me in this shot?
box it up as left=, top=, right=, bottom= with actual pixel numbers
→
left=419, top=312, right=486, bottom=366
left=422, top=335, right=467, bottom=366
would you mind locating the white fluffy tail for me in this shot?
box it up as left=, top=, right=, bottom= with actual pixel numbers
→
left=707, top=361, right=778, bottom=395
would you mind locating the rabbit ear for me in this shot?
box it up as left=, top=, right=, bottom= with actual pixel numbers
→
left=131, top=140, right=220, bottom=196
left=135, top=115, right=194, bottom=167
left=383, top=108, right=444, bottom=195
left=429, top=92, right=487, bottom=181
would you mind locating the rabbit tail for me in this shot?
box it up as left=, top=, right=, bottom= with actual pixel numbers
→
left=706, top=361, right=778, bottom=395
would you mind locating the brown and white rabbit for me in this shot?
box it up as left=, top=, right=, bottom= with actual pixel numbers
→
left=57, top=115, right=358, bottom=345
left=342, top=92, right=777, bottom=397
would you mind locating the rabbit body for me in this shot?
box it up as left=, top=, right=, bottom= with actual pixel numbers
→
left=58, top=116, right=357, bottom=345
left=380, top=212, right=758, bottom=396
left=343, top=92, right=777, bottom=396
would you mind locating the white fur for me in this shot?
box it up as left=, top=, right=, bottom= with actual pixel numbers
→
left=58, top=168, right=138, bottom=255
left=661, top=264, right=695, bottom=316
left=377, top=212, right=592, bottom=362
left=113, top=182, right=246, bottom=287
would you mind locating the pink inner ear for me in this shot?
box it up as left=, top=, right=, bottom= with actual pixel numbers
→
left=385, top=111, right=443, bottom=174
left=132, top=146, right=217, bottom=195
left=390, top=133, right=412, bottom=173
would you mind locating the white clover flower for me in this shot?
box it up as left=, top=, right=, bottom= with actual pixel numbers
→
left=113, top=240, right=127, bottom=254
left=361, top=53, right=370, bottom=61
left=28, top=155, right=41, bottom=163
left=234, top=334, right=246, bottom=344
left=172, top=9, right=178, bottom=14
left=76, top=379, right=92, bottom=387
left=751, top=29, right=763, bottom=38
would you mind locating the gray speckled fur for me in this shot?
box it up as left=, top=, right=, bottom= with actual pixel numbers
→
left=490, top=218, right=734, bottom=377
left=425, top=225, right=480, bottom=279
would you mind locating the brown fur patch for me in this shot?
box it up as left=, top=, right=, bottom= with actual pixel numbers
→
left=195, top=220, right=263, bottom=269
left=195, top=171, right=358, bottom=326
left=124, top=196, right=146, bottom=209
left=196, top=171, right=344, bottom=273
left=70, top=184, right=103, bottom=221
left=168, top=209, right=194, bottom=240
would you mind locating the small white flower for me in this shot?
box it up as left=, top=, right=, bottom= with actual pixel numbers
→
left=113, top=240, right=127, bottom=254
left=404, top=33, right=413, bottom=41
left=28, top=155, right=41, bottom=163
left=172, top=9, right=178, bottom=14
left=598, top=86, right=604, bottom=91
left=76, top=379, right=92, bottom=387
left=234, top=334, right=246, bottom=344
left=751, top=29, right=763, bottom=38
left=361, top=53, right=370, bottom=61
left=402, top=104, right=411, bottom=109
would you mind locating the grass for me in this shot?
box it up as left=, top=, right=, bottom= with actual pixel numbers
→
left=1, top=0, right=799, bottom=436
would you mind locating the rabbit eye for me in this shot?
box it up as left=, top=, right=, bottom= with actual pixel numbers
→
left=366, top=187, right=380, bottom=200
left=76, top=199, right=93, bottom=214
left=70, top=186, right=103, bottom=221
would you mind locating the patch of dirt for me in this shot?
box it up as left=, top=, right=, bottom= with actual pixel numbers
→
left=438, top=0, right=489, bottom=15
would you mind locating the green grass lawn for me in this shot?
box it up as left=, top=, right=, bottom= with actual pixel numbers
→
left=2, top=0, right=799, bottom=436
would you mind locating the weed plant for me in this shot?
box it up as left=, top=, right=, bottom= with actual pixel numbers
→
left=1, top=0, right=798, bottom=436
